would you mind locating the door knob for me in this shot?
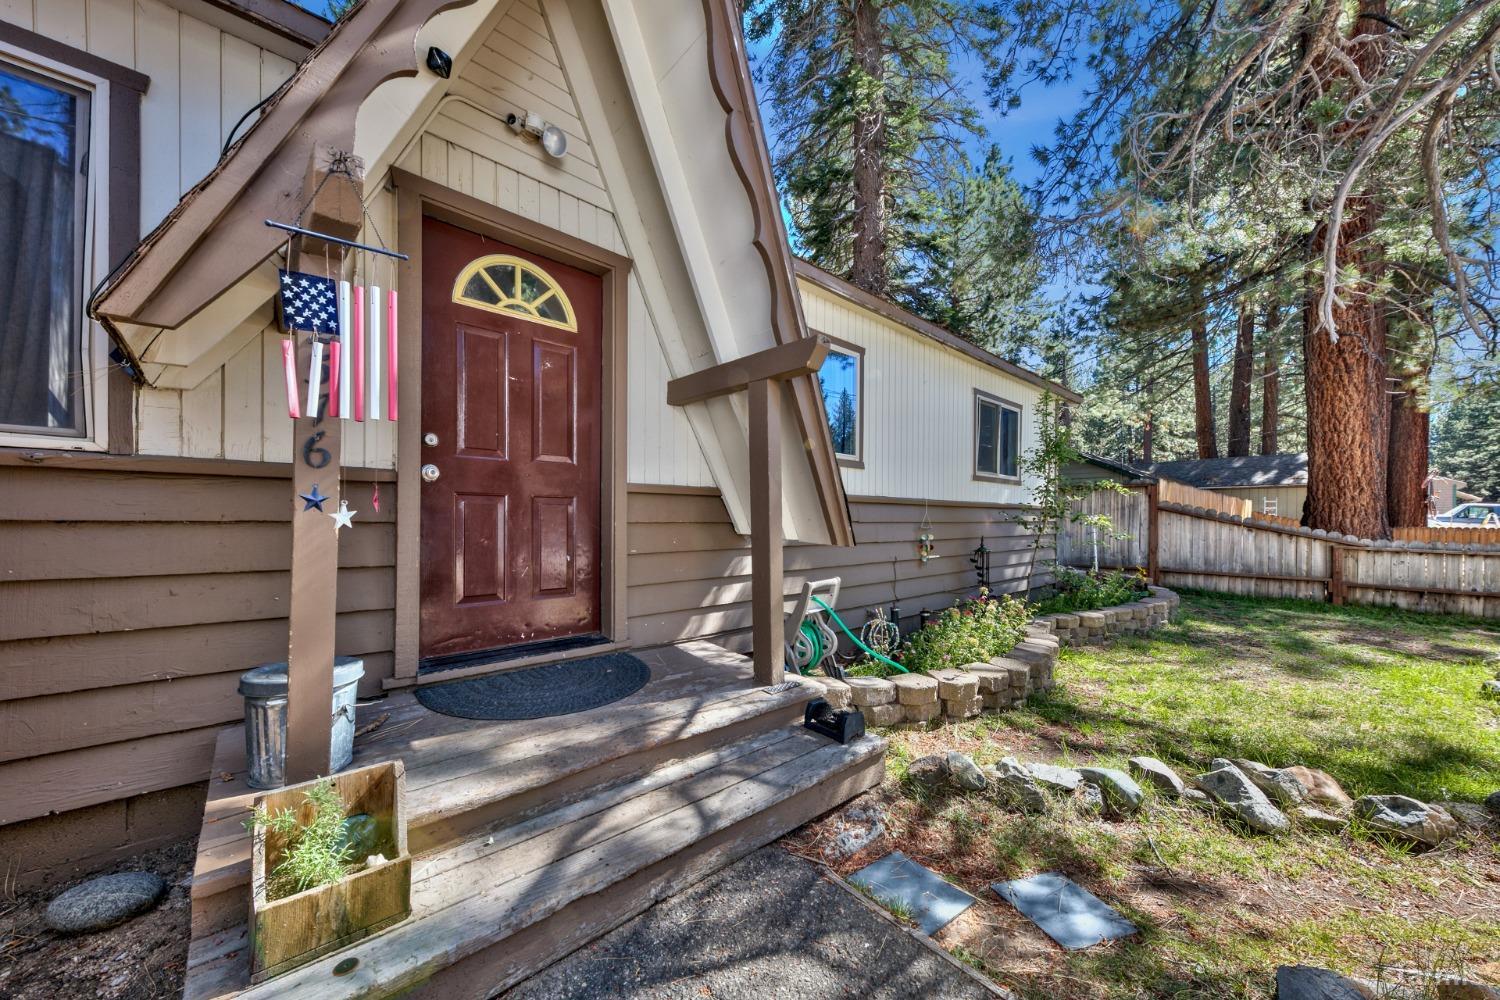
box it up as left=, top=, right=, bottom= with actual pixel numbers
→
left=421, top=464, right=440, bottom=483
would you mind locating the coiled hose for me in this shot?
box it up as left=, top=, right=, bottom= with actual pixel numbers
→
left=811, top=595, right=908, bottom=673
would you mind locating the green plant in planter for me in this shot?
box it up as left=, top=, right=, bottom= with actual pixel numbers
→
left=898, top=589, right=1032, bottom=673
left=1031, top=566, right=1149, bottom=614
left=247, top=778, right=353, bottom=901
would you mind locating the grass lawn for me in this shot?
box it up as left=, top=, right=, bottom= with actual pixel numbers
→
left=791, top=590, right=1500, bottom=999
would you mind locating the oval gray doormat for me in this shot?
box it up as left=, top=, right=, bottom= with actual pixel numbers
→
left=415, top=653, right=652, bottom=721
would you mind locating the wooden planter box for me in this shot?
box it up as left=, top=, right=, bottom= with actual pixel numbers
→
left=249, top=761, right=412, bottom=983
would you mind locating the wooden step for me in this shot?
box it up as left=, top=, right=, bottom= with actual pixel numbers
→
left=189, top=643, right=820, bottom=939
left=184, top=726, right=885, bottom=1000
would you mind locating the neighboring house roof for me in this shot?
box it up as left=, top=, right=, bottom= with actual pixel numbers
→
left=1146, top=453, right=1308, bottom=489
left=792, top=258, right=1083, bottom=404
left=1076, top=453, right=1155, bottom=482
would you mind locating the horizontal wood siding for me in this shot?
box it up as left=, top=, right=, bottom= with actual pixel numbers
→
left=627, top=486, right=1052, bottom=648
left=0, top=464, right=396, bottom=827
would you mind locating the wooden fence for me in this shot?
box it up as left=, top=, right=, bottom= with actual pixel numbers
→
left=1061, top=487, right=1500, bottom=618
left=1393, top=525, right=1500, bottom=545
left=1157, top=478, right=1252, bottom=517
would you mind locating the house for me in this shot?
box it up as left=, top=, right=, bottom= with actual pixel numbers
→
left=1427, top=472, right=1481, bottom=515
left=1146, top=453, right=1309, bottom=519
left=0, top=0, right=1074, bottom=993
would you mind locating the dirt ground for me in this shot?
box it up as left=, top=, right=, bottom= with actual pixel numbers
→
left=0, top=839, right=194, bottom=1000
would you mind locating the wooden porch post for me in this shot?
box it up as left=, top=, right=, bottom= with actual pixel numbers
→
left=749, top=378, right=784, bottom=686
left=666, top=336, right=829, bottom=687
left=1145, top=482, right=1161, bottom=585
left=285, top=147, right=364, bottom=784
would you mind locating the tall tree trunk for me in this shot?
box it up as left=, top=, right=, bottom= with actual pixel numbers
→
left=1387, top=378, right=1430, bottom=529
left=848, top=0, right=887, bottom=294
left=1303, top=200, right=1389, bottom=539
left=1227, top=301, right=1255, bottom=456
left=1191, top=294, right=1218, bottom=459
left=1301, top=2, right=1391, bottom=539
left=1260, top=302, right=1280, bottom=454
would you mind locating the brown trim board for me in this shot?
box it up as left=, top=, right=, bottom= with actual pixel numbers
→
left=794, top=257, right=1083, bottom=404
left=390, top=167, right=631, bottom=683
left=200, top=0, right=333, bottom=48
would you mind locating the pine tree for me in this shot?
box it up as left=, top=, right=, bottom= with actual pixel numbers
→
left=1432, top=382, right=1500, bottom=501
left=744, top=0, right=999, bottom=300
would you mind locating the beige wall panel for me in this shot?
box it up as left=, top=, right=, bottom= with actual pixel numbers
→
left=801, top=282, right=1046, bottom=506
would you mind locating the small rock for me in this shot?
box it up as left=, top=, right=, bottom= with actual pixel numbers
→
left=1282, top=765, right=1353, bottom=810
left=1486, top=790, right=1500, bottom=816
left=1128, top=756, right=1186, bottom=798
left=1434, top=801, right=1492, bottom=831
left=1482, top=679, right=1500, bottom=699
left=1290, top=804, right=1347, bottom=833
left=1076, top=767, right=1145, bottom=815
left=985, top=757, right=1048, bottom=814
left=945, top=751, right=987, bottom=792
left=1194, top=765, right=1290, bottom=834
left=1352, top=795, right=1458, bottom=846
left=45, top=872, right=167, bottom=934
left=906, top=754, right=949, bottom=790
left=824, top=804, right=888, bottom=862
left=1231, top=759, right=1307, bottom=805
left=1076, top=782, right=1105, bottom=815
left=1027, top=762, right=1083, bottom=792
left=1274, top=965, right=1374, bottom=999
left=1182, top=788, right=1211, bottom=806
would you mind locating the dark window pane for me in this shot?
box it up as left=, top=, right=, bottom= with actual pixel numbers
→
left=0, top=64, right=87, bottom=435
left=818, top=349, right=859, bottom=458
left=1000, top=406, right=1019, bottom=477
left=976, top=399, right=999, bottom=474
left=461, top=271, right=500, bottom=305
left=534, top=294, right=569, bottom=325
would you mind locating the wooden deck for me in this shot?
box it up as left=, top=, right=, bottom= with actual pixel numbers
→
left=182, top=641, right=885, bottom=999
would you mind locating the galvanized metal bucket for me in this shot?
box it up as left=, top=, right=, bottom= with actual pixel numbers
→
left=237, top=657, right=365, bottom=790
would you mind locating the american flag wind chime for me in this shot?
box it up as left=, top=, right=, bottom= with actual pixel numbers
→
left=277, top=236, right=402, bottom=533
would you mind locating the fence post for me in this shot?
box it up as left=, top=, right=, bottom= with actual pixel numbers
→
left=1146, top=482, right=1161, bottom=584
left=1328, top=546, right=1345, bottom=606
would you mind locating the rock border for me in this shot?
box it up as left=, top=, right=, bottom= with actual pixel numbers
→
left=807, top=586, right=1181, bottom=725
left=1034, top=585, right=1180, bottom=646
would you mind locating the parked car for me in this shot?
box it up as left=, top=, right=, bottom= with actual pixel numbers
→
left=1431, top=502, right=1500, bottom=526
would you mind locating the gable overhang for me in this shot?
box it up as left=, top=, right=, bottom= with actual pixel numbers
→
left=87, top=0, right=853, bottom=549
left=597, top=0, right=853, bottom=546
left=89, top=0, right=511, bottom=347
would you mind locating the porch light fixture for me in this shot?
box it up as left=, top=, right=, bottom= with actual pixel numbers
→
left=506, top=109, right=568, bottom=159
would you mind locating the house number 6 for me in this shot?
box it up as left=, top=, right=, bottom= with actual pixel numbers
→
left=302, top=430, right=332, bottom=469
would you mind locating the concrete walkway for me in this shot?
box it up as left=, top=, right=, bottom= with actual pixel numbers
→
left=501, top=846, right=1005, bottom=1000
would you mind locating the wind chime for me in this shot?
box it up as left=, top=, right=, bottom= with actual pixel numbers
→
left=273, top=166, right=407, bottom=535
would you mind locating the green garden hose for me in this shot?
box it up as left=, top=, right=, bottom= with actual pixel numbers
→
left=811, top=595, right=909, bottom=673
left=798, top=620, right=825, bottom=669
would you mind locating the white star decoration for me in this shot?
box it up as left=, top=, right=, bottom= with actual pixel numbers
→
left=329, top=499, right=357, bottom=530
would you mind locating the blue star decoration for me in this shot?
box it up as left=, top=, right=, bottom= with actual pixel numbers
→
left=329, top=500, right=357, bottom=531
left=279, top=269, right=340, bottom=335
left=299, top=484, right=330, bottom=511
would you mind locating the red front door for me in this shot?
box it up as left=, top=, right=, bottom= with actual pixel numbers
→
left=419, top=217, right=602, bottom=661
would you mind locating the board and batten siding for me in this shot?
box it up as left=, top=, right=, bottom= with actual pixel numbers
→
left=0, top=461, right=396, bottom=883
left=798, top=281, right=1046, bottom=506
left=628, top=487, right=1054, bottom=650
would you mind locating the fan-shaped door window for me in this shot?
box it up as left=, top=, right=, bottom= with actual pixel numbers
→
left=452, top=254, right=577, bottom=332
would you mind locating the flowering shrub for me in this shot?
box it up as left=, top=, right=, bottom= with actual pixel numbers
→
left=1031, top=567, right=1148, bottom=615
left=897, top=589, right=1033, bottom=674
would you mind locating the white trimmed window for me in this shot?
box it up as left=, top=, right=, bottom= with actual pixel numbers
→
left=974, top=390, right=1020, bottom=481
left=0, top=43, right=111, bottom=450
left=1263, top=497, right=1278, bottom=516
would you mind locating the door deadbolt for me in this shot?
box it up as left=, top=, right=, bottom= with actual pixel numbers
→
left=423, top=432, right=439, bottom=447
